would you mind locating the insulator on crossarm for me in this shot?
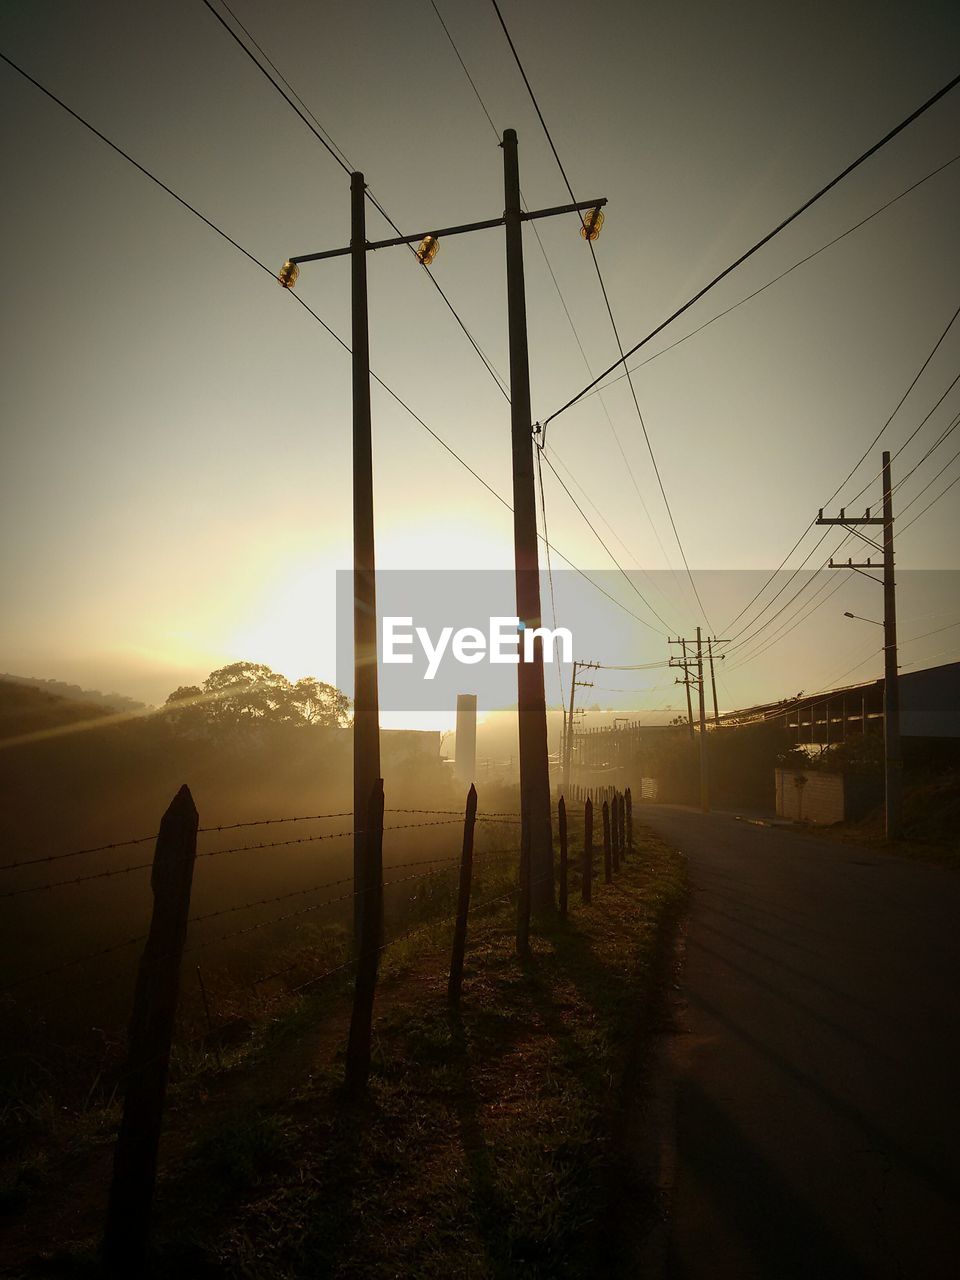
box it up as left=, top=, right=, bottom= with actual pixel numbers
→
left=278, top=260, right=300, bottom=289
left=580, top=208, right=604, bottom=241
left=416, top=235, right=440, bottom=266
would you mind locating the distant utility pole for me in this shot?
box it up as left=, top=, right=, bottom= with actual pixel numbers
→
left=695, top=628, right=708, bottom=813
left=707, top=636, right=722, bottom=725
left=281, top=130, right=607, bottom=917
left=679, top=639, right=695, bottom=741
left=669, top=633, right=729, bottom=814
left=562, top=659, right=599, bottom=793
left=817, top=449, right=901, bottom=840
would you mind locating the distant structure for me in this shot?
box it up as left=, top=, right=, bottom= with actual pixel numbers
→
left=454, top=694, right=478, bottom=784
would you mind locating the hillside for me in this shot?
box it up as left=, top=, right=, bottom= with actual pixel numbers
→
left=0, top=673, right=146, bottom=715
left=0, top=679, right=114, bottom=740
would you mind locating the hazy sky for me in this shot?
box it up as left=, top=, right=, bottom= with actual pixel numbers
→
left=1, top=0, right=959, bottom=717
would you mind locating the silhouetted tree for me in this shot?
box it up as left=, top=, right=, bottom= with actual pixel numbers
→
left=162, top=663, right=350, bottom=736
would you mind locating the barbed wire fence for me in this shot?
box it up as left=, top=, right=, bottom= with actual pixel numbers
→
left=1, top=778, right=635, bottom=1272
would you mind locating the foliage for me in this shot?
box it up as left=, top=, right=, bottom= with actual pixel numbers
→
left=163, top=662, right=351, bottom=736
left=807, top=732, right=884, bottom=775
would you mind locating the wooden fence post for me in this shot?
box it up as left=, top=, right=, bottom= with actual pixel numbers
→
left=448, top=784, right=478, bottom=1005
left=602, top=800, right=612, bottom=884
left=558, top=795, right=568, bottom=919
left=582, top=798, right=593, bottom=904
left=345, top=778, right=385, bottom=1095
left=618, top=793, right=627, bottom=861
left=517, top=812, right=531, bottom=957
left=611, top=793, right=621, bottom=874
left=102, top=785, right=199, bottom=1277
left=625, top=787, right=633, bottom=852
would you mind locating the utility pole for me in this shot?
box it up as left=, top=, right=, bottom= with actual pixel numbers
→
left=669, top=635, right=729, bottom=814
left=696, top=628, right=708, bottom=813
left=281, top=131, right=607, bottom=919
left=881, top=451, right=902, bottom=840
left=351, top=172, right=380, bottom=944
left=680, top=639, right=695, bottom=741
left=562, top=659, right=598, bottom=794
left=503, top=127, right=552, bottom=909
left=707, top=636, right=721, bottom=725
left=818, top=449, right=901, bottom=839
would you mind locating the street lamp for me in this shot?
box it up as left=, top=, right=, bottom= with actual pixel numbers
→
left=843, top=611, right=883, bottom=626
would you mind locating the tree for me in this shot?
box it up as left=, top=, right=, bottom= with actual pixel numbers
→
left=162, top=663, right=350, bottom=737
left=289, top=677, right=351, bottom=728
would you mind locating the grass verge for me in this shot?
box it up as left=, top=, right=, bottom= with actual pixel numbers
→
left=1, top=824, right=685, bottom=1279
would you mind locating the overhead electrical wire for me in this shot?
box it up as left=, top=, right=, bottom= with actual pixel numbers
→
left=0, top=47, right=666, bottom=637
left=199, top=0, right=511, bottom=401
left=537, top=449, right=673, bottom=633
left=488, top=0, right=713, bottom=629
left=724, top=407, right=960, bottom=676
left=579, top=152, right=960, bottom=400
left=899, top=468, right=960, bottom=535
left=719, top=297, right=960, bottom=643
left=542, top=69, right=960, bottom=426
left=429, top=0, right=686, bottom=623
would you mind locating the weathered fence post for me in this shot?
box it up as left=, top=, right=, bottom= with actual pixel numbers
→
left=618, top=793, right=627, bottom=861
left=625, top=787, right=634, bottom=852
left=448, top=784, right=478, bottom=1005
left=611, top=793, right=621, bottom=874
left=102, top=785, right=199, bottom=1277
left=345, top=778, right=385, bottom=1095
left=517, top=812, right=531, bottom=957
left=602, top=799, right=612, bottom=884
left=581, top=798, right=593, bottom=904
left=558, top=795, right=568, bottom=919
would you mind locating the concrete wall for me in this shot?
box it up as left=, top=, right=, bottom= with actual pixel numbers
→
left=776, top=769, right=845, bottom=824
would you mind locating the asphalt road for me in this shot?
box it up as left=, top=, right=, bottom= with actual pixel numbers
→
left=637, top=805, right=960, bottom=1280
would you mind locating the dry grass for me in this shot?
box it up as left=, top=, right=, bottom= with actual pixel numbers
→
left=0, top=825, right=685, bottom=1279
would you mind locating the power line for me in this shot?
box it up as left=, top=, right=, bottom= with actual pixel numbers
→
left=200, top=0, right=510, bottom=401
left=899, top=468, right=960, bottom=535
left=722, top=402, right=960, bottom=674
left=580, top=152, right=960, bottom=399
left=898, top=436, right=960, bottom=517
left=489, top=0, right=712, bottom=628
left=430, top=0, right=686, bottom=615
left=719, top=297, right=960, bottom=642
left=537, top=449, right=673, bottom=632
left=197, top=0, right=350, bottom=174
left=543, top=68, right=960, bottom=425
left=217, top=0, right=355, bottom=171
left=543, top=441, right=685, bottom=620
left=0, top=48, right=726, bottom=637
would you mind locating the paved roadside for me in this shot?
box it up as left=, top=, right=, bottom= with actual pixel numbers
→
left=637, top=804, right=960, bottom=1280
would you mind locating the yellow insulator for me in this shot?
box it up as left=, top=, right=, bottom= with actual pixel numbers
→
left=416, top=234, right=440, bottom=266
left=278, top=259, right=300, bottom=289
left=579, top=208, right=604, bottom=242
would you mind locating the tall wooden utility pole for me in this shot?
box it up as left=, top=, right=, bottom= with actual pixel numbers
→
left=563, top=660, right=578, bottom=794
left=503, top=127, right=554, bottom=909
left=351, top=171, right=381, bottom=944
left=818, top=449, right=901, bottom=839
left=562, top=658, right=598, bottom=794
left=282, top=134, right=606, bottom=918
left=881, top=451, right=902, bottom=839
left=670, top=635, right=728, bottom=812
left=696, top=627, right=709, bottom=813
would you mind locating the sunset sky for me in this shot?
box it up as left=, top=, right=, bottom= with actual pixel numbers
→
left=1, top=0, right=958, bottom=721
